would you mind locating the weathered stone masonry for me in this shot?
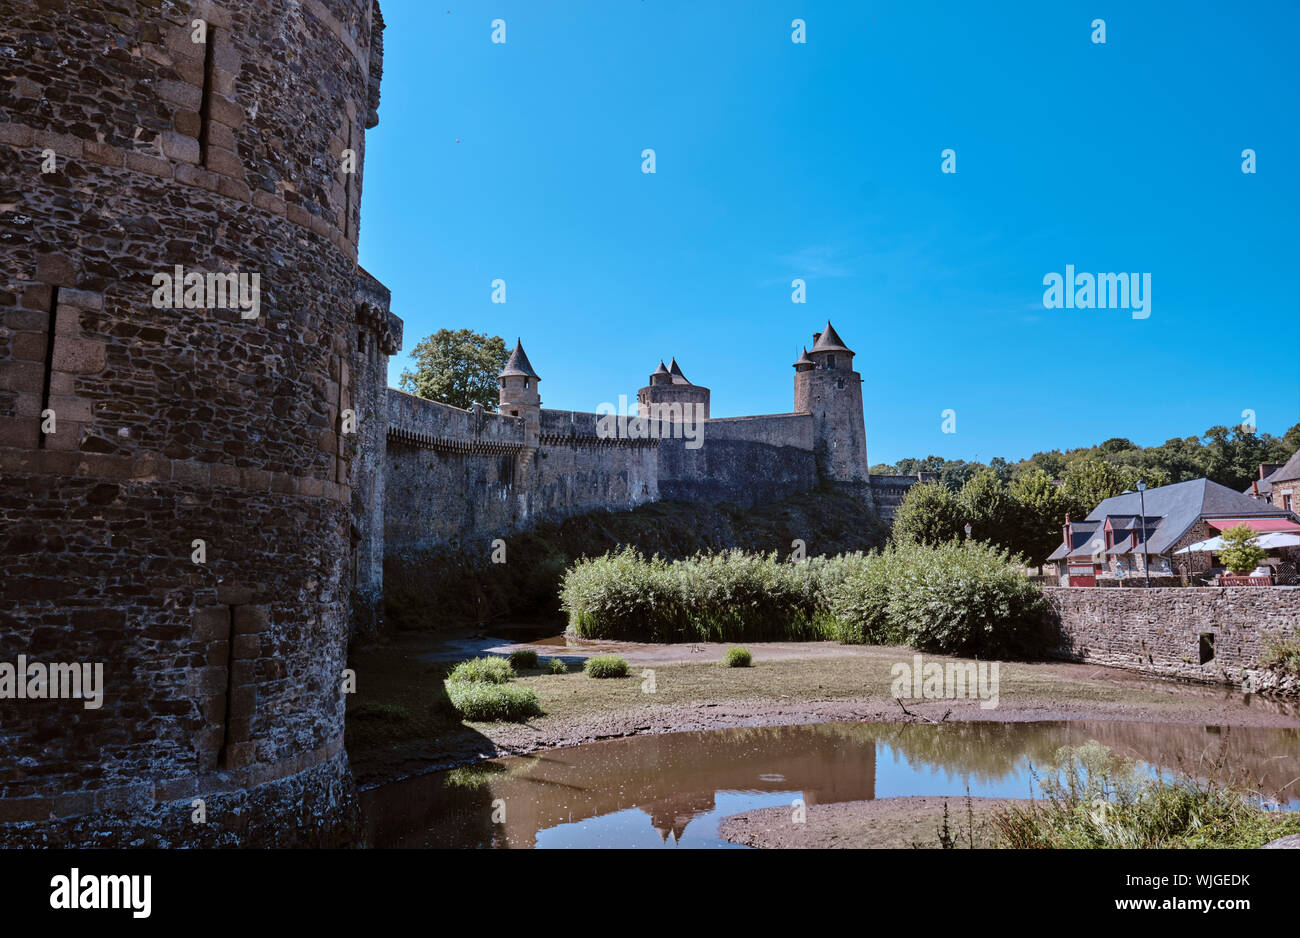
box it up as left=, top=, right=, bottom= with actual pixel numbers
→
left=0, top=0, right=392, bottom=845
left=1045, top=587, right=1300, bottom=696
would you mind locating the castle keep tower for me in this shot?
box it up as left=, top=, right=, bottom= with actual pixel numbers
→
left=637, top=357, right=710, bottom=420
left=499, top=339, right=541, bottom=447
left=793, top=322, right=870, bottom=483
left=0, top=0, right=388, bottom=845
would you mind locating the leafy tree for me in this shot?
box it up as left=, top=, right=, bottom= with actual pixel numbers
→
left=892, top=481, right=965, bottom=546
left=1098, top=437, right=1140, bottom=456
left=1217, top=524, right=1267, bottom=574
left=1018, top=449, right=1067, bottom=479
left=1058, top=460, right=1169, bottom=522
left=1008, top=468, right=1065, bottom=567
left=987, top=456, right=1013, bottom=484
left=1140, top=435, right=1209, bottom=484
left=938, top=458, right=984, bottom=491
left=1202, top=425, right=1277, bottom=491
left=399, top=328, right=509, bottom=410
left=958, top=468, right=1014, bottom=550
left=1280, top=423, right=1300, bottom=454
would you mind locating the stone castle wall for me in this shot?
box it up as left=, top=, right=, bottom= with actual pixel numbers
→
left=383, top=398, right=835, bottom=557
left=383, top=394, right=661, bottom=557
left=657, top=413, right=818, bottom=508
left=0, top=0, right=386, bottom=845
left=1044, top=587, right=1300, bottom=695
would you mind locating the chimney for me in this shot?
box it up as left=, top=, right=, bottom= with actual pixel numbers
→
left=1252, top=480, right=1259, bottom=497
left=812, top=332, right=821, bottom=344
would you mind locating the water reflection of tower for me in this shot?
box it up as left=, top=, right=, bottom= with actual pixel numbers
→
left=636, top=726, right=879, bottom=840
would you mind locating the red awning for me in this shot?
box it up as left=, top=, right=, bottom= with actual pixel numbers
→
left=1207, top=518, right=1300, bottom=533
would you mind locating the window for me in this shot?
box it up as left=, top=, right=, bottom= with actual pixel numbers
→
left=827, top=355, right=835, bottom=369
left=1285, top=494, right=1293, bottom=511
left=1199, top=633, right=1215, bottom=665
left=523, top=378, right=529, bottom=389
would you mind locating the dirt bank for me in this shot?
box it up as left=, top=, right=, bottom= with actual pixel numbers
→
left=719, top=796, right=1023, bottom=849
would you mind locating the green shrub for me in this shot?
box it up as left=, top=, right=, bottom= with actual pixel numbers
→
left=1218, top=523, right=1267, bottom=574
left=507, top=649, right=540, bottom=671
left=886, top=540, right=1047, bottom=657
left=447, top=656, right=514, bottom=685
left=992, top=742, right=1300, bottom=849
left=584, top=655, right=629, bottom=678
left=559, top=541, right=1045, bottom=657
left=545, top=657, right=569, bottom=675
left=443, top=680, right=541, bottom=722
left=1262, top=636, right=1300, bottom=677
left=561, top=547, right=828, bottom=642
left=819, top=549, right=903, bottom=644
left=722, top=647, right=752, bottom=667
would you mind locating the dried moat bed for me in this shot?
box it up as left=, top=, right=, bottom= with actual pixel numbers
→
left=344, top=628, right=1300, bottom=790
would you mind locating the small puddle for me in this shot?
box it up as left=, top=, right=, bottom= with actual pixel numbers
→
left=360, top=720, right=1300, bottom=848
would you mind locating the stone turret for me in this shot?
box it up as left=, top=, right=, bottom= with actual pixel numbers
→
left=637, top=356, right=710, bottom=420
left=793, top=321, right=869, bottom=483
left=499, top=338, right=541, bottom=446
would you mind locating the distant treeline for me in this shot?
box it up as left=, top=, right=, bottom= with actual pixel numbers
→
left=880, top=423, right=1300, bottom=567
left=872, top=423, right=1300, bottom=494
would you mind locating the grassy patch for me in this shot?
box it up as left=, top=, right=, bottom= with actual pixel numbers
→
left=447, top=657, right=514, bottom=685
left=444, top=680, right=542, bottom=722
left=546, top=657, right=569, bottom=675
left=508, top=649, right=540, bottom=671
left=584, top=655, right=630, bottom=678
left=722, top=647, right=752, bottom=668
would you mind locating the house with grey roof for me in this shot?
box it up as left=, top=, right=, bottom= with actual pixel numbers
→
left=1047, top=477, right=1299, bottom=585
left=1245, top=448, right=1300, bottom=514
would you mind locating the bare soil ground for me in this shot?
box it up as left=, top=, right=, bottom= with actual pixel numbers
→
left=719, top=796, right=1023, bottom=849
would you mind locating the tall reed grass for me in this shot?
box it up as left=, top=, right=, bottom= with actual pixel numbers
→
left=559, top=541, right=1046, bottom=656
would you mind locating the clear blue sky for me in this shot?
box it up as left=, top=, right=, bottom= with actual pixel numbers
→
left=360, top=0, right=1299, bottom=466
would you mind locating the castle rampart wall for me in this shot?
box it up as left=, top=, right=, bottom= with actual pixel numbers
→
left=657, top=413, right=818, bottom=508
left=384, top=399, right=659, bottom=557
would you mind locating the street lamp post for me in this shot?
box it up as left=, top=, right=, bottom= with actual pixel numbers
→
left=1138, top=480, right=1150, bottom=588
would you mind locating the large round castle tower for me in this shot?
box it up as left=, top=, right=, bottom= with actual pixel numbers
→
left=793, top=321, right=870, bottom=484
left=0, top=0, right=388, bottom=845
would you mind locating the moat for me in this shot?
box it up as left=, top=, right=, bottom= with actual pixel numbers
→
left=359, top=720, right=1300, bottom=849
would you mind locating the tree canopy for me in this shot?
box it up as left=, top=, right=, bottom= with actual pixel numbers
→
left=871, top=422, right=1299, bottom=494
left=399, top=328, right=509, bottom=411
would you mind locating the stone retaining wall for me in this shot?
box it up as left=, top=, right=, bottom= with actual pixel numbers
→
left=1044, top=586, right=1300, bottom=695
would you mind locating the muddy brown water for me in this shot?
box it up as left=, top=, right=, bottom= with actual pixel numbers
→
left=360, top=720, right=1300, bottom=848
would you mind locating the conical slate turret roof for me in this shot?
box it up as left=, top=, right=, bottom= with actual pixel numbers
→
left=793, top=346, right=813, bottom=368
left=811, top=321, right=851, bottom=354
left=499, top=338, right=539, bottom=379
left=668, top=357, right=691, bottom=385
left=652, top=360, right=671, bottom=376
